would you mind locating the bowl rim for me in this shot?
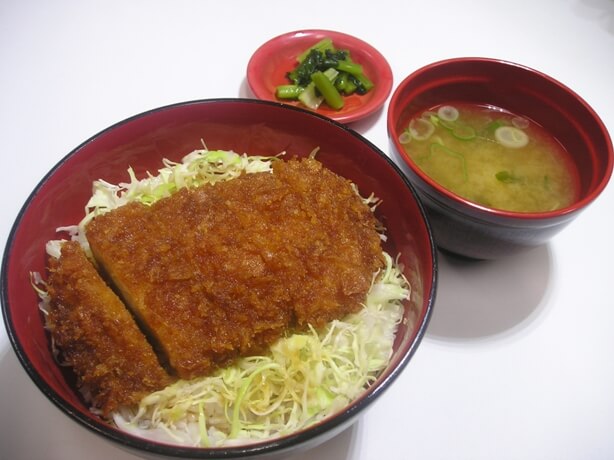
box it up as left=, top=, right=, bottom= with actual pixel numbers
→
left=387, top=56, right=614, bottom=221
left=1, top=97, right=437, bottom=458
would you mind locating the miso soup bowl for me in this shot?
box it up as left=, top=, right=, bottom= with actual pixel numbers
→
left=2, top=99, right=436, bottom=459
left=387, top=57, right=614, bottom=259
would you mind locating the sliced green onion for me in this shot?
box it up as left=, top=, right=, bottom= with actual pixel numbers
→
left=495, top=126, right=529, bottom=148
left=512, top=116, right=530, bottom=129
left=485, top=120, right=505, bottom=134
left=437, top=119, right=456, bottom=130
left=495, top=170, right=522, bottom=183
left=437, top=105, right=459, bottom=122
left=408, top=117, right=435, bottom=141
left=429, top=143, right=468, bottom=181
left=398, top=131, right=412, bottom=144
left=452, top=124, right=476, bottom=141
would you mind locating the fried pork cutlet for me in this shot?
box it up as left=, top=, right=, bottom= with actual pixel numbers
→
left=86, top=157, right=384, bottom=380
left=46, top=241, right=173, bottom=415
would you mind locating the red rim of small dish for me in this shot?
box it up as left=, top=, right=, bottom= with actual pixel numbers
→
left=247, top=29, right=393, bottom=123
left=387, top=57, right=614, bottom=221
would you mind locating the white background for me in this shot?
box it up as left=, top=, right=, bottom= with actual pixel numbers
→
left=1, top=0, right=613, bottom=459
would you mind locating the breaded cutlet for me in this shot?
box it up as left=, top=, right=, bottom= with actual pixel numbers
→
left=46, top=241, right=174, bottom=415
left=86, top=157, right=384, bottom=380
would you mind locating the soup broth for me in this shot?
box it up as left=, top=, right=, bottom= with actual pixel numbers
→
left=399, top=103, right=579, bottom=212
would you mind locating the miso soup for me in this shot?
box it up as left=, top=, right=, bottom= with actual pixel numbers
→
left=399, top=103, right=579, bottom=212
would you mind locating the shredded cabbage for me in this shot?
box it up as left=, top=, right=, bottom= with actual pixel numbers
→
left=88, top=148, right=276, bottom=213
left=38, top=145, right=410, bottom=447
left=47, top=148, right=280, bottom=253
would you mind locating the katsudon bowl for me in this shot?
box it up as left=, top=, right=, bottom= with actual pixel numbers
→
left=1, top=99, right=437, bottom=459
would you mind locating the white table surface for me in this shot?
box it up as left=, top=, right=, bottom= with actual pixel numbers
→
left=2, top=0, right=613, bottom=459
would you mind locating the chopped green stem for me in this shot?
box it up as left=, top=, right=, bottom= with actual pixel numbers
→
left=343, top=76, right=357, bottom=95
left=349, top=72, right=374, bottom=94
left=335, top=60, right=363, bottom=76
left=297, top=38, right=334, bottom=63
left=275, top=85, right=304, bottom=100
left=311, top=71, right=344, bottom=110
left=280, top=37, right=374, bottom=107
left=334, top=72, right=349, bottom=92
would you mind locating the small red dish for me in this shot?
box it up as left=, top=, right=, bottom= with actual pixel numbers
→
left=247, top=29, right=393, bottom=123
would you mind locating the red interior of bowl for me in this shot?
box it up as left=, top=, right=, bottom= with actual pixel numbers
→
left=2, top=99, right=435, bottom=455
left=387, top=58, right=614, bottom=220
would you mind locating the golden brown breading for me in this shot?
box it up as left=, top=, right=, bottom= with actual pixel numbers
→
left=46, top=241, right=173, bottom=415
left=86, top=158, right=383, bottom=380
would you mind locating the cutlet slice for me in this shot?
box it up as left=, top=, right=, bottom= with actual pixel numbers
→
left=86, top=157, right=383, bottom=380
left=46, top=241, right=173, bottom=416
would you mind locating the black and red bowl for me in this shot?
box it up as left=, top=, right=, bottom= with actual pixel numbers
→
left=1, top=99, right=436, bottom=458
left=388, top=57, right=614, bottom=259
